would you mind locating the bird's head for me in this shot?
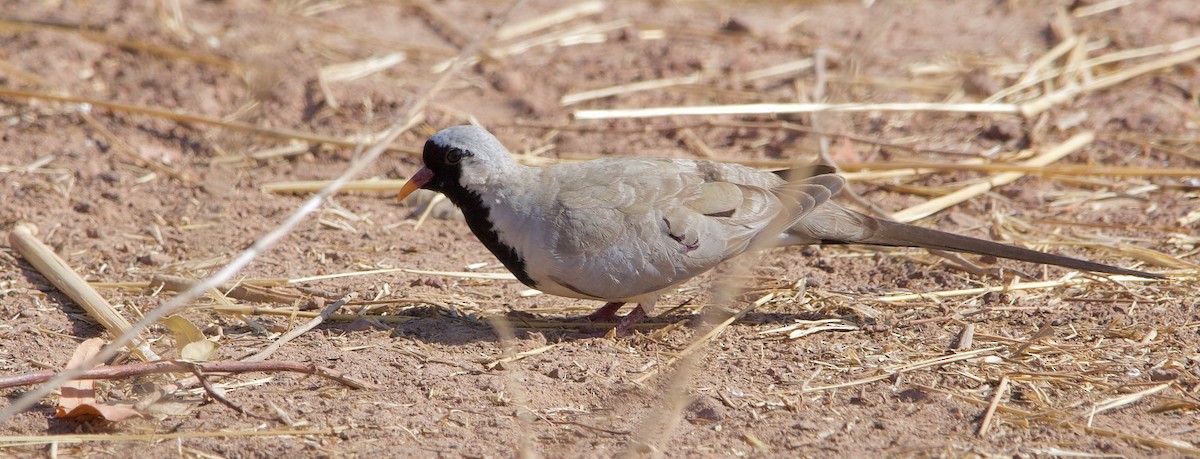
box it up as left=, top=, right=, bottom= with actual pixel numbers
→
left=397, top=125, right=517, bottom=200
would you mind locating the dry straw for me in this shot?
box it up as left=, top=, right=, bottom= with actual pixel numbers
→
left=8, top=224, right=161, bottom=362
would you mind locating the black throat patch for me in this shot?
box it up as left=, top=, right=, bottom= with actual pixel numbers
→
left=432, top=179, right=538, bottom=289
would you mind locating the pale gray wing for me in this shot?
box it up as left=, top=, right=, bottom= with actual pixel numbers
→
left=682, top=162, right=846, bottom=257
left=539, top=158, right=712, bottom=299
left=538, top=159, right=845, bottom=300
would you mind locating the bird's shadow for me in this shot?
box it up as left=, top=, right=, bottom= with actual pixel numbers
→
left=379, top=304, right=866, bottom=346
left=8, top=253, right=867, bottom=349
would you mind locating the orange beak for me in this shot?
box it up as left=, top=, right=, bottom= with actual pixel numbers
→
left=397, top=167, right=434, bottom=201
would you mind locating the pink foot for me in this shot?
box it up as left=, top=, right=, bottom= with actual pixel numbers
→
left=614, top=305, right=647, bottom=336
left=582, top=302, right=625, bottom=322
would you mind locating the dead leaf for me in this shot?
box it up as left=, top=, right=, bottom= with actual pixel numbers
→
left=55, top=337, right=142, bottom=421
left=162, top=315, right=219, bottom=361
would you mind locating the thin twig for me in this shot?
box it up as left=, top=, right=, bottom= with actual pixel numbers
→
left=186, top=363, right=263, bottom=419
left=0, top=360, right=379, bottom=390
left=243, top=294, right=354, bottom=362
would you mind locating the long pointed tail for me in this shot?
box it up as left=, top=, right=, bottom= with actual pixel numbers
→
left=790, top=205, right=1162, bottom=279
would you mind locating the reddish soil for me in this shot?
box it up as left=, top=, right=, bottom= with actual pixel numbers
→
left=2, top=0, right=1199, bottom=457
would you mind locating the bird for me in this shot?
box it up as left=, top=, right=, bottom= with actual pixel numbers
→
left=397, top=125, right=1162, bottom=333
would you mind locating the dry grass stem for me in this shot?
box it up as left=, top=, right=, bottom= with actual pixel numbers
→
left=1017, top=36, right=1081, bottom=86
left=150, top=275, right=301, bottom=305
left=489, top=19, right=629, bottom=61
left=211, top=305, right=416, bottom=324
left=797, top=346, right=1004, bottom=394
left=0, top=428, right=334, bottom=447
left=561, top=72, right=703, bottom=106
left=0, top=155, right=58, bottom=174
left=8, top=223, right=160, bottom=361
left=978, top=35, right=1082, bottom=104
left=0, top=86, right=420, bottom=156
left=742, top=58, right=815, bottom=81
left=1088, top=383, right=1172, bottom=427
left=483, top=343, right=561, bottom=370
left=261, top=179, right=409, bottom=194
left=0, top=19, right=241, bottom=72
left=318, top=52, right=408, bottom=83
left=573, top=101, right=1022, bottom=120
left=234, top=143, right=314, bottom=162
left=632, top=293, right=773, bottom=384
left=201, top=283, right=270, bottom=335
left=0, top=360, right=375, bottom=391
left=410, top=192, right=447, bottom=230
left=495, top=1, right=606, bottom=41
left=890, top=131, right=1092, bottom=222
left=318, top=52, right=407, bottom=108
left=841, top=161, right=1200, bottom=178
left=93, top=278, right=290, bottom=290
left=1019, top=43, right=1200, bottom=117
left=840, top=158, right=984, bottom=182
left=870, top=274, right=1160, bottom=303
left=286, top=268, right=410, bottom=284
left=757, top=318, right=858, bottom=340
left=400, top=268, right=519, bottom=281
left=432, top=18, right=630, bottom=72
left=3, top=2, right=1195, bottom=456
left=924, top=385, right=1200, bottom=456
left=1071, top=0, right=1133, bottom=17
left=1082, top=34, right=1200, bottom=70
left=977, top=375, right=1010, bottom=436
left=243, top=294, right=355, bottom=362
left=1082, top=43, right=1200, bottom=93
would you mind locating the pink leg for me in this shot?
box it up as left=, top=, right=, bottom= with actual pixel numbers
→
left=582, top=302, right=625, bottom=322
left=614, top=305, right=648, bottom=336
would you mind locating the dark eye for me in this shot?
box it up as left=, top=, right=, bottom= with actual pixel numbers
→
left=446, top=148, right=471, bottom=164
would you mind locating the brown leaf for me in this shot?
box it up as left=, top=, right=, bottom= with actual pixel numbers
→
left=54, top=337, right=142, bottom=421
left=55, top=403, right=143, bottom=421
left=56, top=338, right=103, bottom=414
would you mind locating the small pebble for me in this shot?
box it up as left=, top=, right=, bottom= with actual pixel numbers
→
left=137, top=252, right=170, bottom=265
left=1149, top=369, right=1178, bottom=381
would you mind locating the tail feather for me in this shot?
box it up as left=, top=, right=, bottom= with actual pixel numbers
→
left=793, top=204, right=1162, bottom=279
left=868, top=218, right=1161, bottom=278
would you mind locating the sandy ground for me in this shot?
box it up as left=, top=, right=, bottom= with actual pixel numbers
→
left=2, top=0, right=1199, bottom=457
